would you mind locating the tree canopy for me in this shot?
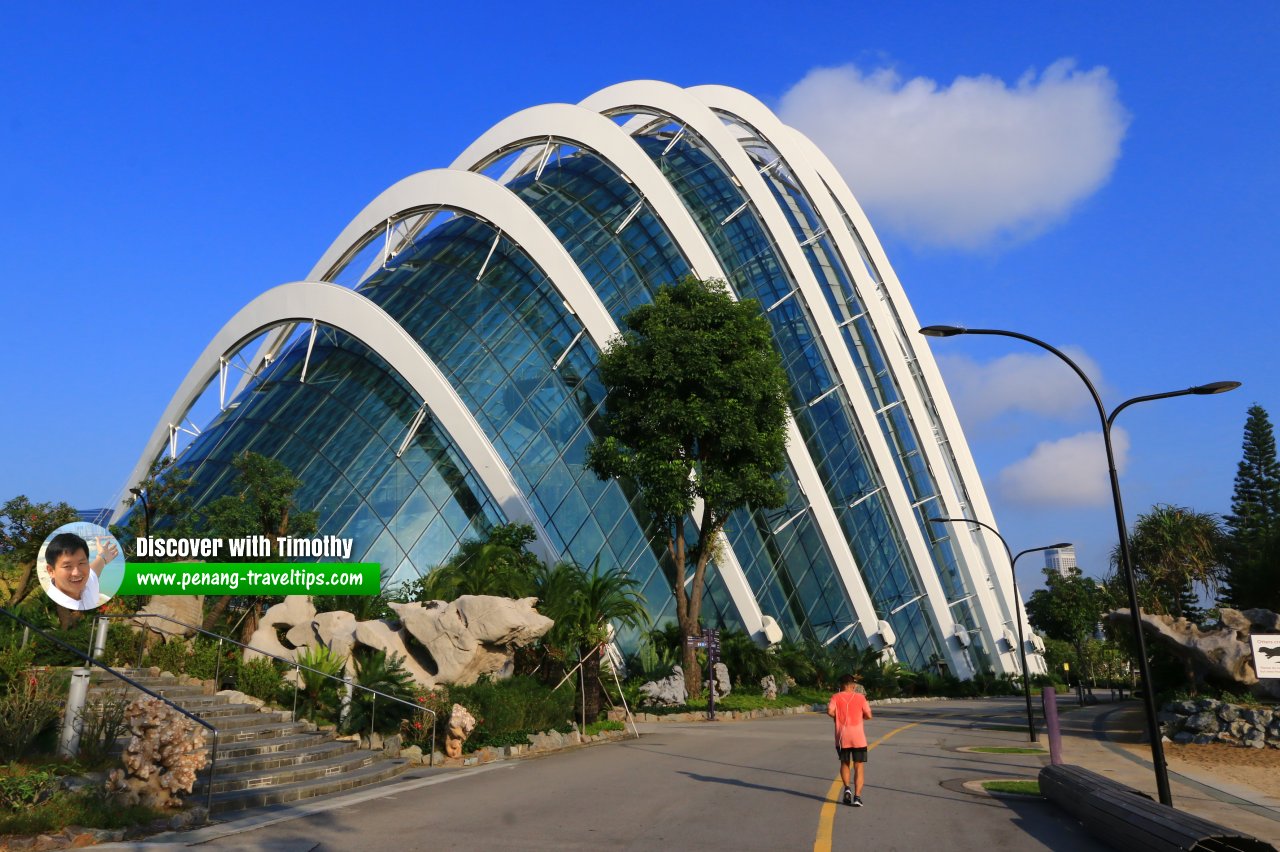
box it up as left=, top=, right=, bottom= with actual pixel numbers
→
left=1025, top=567, right=1104, bottom=654
left=404, top=523, right=541, bottom=602
left=1220, top=404, right=1280, bottom=610
left=586, top=276, right=790, bottom=696
left=0, top=495, right=81, bottom=607
left=1114, top=504, right=1224, bottom=619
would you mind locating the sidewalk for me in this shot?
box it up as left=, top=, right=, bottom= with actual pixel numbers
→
left=1055, top=699, right=1280, bottom=846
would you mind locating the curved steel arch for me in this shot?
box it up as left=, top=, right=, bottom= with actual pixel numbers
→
left=579, top=80, right=975, bottom=674
left=449, top=103, right=724, bottom=282
left=449, top=98, right=885, bottom=645
left=686, top=84, right=1026, bottom=673
left=303, top=163, right=773, bottom=637
left=114, top=281, right=559, bottom=567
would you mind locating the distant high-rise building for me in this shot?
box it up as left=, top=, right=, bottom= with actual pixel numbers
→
left=1045, top=546, right=1078, bottom=577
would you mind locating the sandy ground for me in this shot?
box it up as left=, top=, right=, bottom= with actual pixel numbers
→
left=1142, top=742, right=1280, bottom=800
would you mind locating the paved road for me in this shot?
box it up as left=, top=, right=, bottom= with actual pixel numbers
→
left=153, top=698, right=1108, bottom=851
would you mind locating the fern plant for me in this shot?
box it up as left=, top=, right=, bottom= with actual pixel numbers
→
left=292, top=644, right=345, bottom=725
left=342, top=650, right=417, bottom=736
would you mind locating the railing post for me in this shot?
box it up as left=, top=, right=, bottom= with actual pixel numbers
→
left=293, top=665, right=300, bottom=721
left=370, top=694, right=377, bottom=746
left=91, top=616, right=108, bottom=660
left=58, top=668, right=92, bottom=759
left=214, top=637, right=224, bottom=690
left=205, top=729, right=218, bottom=819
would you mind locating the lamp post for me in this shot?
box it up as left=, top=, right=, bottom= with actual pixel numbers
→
left=930, top=516, right=1066, bottom=744
left=128, top=487, right=152, bottom=537
left=919, top=324, right=1239, bottom=806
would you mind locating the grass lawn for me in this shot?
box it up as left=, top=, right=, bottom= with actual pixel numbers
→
left=982, top=780, right=1041, bottom=796
left=968, top=747, right=1047, bottom=754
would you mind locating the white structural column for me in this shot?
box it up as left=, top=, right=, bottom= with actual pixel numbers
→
left=113, top=282, right=560, bottom=567
left=449, top=103, right=885, bottom=645
left=304, top=166, right=773, bottom=638
left=783, top=126, right=1042, bottom=673
left=687, top=84, right=1025, bottom=673
left=580, top=80, right=977, bottom=675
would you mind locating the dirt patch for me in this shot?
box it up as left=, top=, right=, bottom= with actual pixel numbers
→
left=1123, top=742, right=1280, bottom=800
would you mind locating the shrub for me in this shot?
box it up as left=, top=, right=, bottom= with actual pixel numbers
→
left=450, top=676, right=575, bottom=743
left=0, top=787, right=163, bottom=835
left=238, top=658, right=284, bottom=704
left=0, top=669, right=64, bottom=761
left=0, top=765, right=60, bottom=810
left=102, top=621, right=144, bottom=668
left=142, top=639, right=191, bottom=676
left=75, top=696, right=130, bottom=767
left=185, top=637, right=239, bottom=685
left=402, top=686, right=449, bottom=750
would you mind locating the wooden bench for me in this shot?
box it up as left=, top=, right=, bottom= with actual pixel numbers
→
left=1039, top=764, right=1276, bottom=851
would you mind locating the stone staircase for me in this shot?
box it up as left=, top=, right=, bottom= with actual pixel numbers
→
left=87, top=669, right=411, bottom=814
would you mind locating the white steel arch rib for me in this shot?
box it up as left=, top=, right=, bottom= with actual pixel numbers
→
left=687, top=84, right=1028, bottom=673
left=305, top=167, right=770, bottom=638
left=114, top=281, right=559, bottom=567
left=449, top=100, right=886, bottom=648
left=580, top=80, right=976, bottom=674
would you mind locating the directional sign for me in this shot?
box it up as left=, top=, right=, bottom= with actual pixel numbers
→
left=1251, top=634, right=1280, bottom=679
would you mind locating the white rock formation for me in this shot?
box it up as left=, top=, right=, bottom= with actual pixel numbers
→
left=639, top=666, right=688, bottom=707
left=238, top=594, right=554, bottom=690
left=132, top=595, right=204, bottom=638
left=243, top=596, right=316, bottom=663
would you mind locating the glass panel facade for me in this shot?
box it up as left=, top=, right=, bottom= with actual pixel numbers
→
left=492, top=141, right=861, bottom=647
left=619, top=122, right=951, bottom=670
left=711, top=116, right=992, bottom=671
left=146, top=329, right=507, bottom=589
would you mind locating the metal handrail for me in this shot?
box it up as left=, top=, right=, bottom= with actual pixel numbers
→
left=103, top=612, right=437, bottom=760
left=0, top=607, right=220, bottom=818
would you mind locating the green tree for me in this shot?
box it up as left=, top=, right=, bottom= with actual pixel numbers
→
left=535, top=558, right=649, bottom=724
left=1025, top=567, right=1104, bottom=666
left=0, top=496, right=80, bottom=607
left=1115, top=504, right=1225, bottom=618
left=405, top=523, right=541, bottom=602
left=110, top=456, right=200, bottom=561
left=1220, top=405, right=1280, bottom=610
left=586, top=276, right=789, bottom=697
left=200, top=451, right=318, bottom=637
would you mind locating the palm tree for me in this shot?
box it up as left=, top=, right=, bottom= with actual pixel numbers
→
left=1113, top=504, right=1225, bottom=619
left=536, top=558, right=649, bottom=724
left=412, top=523, right=539, bottom=601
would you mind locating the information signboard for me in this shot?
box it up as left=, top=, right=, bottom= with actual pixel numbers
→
left=1250, top=634, right=1280, bottom=679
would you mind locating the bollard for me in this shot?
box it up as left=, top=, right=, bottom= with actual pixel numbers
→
left=91, top=617, right=108, bottom=660
left=58, top=668, right=92, bottom=759
left=1042, top=686, right=1062, bottom=765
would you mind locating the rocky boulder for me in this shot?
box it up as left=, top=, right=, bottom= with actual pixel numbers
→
left=639, top=666, right=688, bottom=707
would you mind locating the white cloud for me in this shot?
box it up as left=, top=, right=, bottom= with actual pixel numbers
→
left=777, top=60, right=1130, bottom=248
left=998, top=428, right=1130, bottom=507
left=936, top=348, right=1108, bottom=425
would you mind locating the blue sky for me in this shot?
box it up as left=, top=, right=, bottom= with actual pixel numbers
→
left=2, top=3, right=1276, bottom=591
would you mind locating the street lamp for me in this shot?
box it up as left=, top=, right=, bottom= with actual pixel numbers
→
left=128, top=488, right=151, bottom=538
left=919, top=324, right=1239, bottom=805
left=930, top=516, right=1066, bottom=744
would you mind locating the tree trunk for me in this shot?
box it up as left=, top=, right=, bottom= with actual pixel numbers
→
left=239, top=601, right=261, bottom=645
left=581, top=645, right=603, bottom=725
left=7, top=560, right=36, bottom=607
left=56, top=604, right=83, bottom=632
left=679, top=614, right=702, bottom=699
left=202, top=595, right=232, bottom=631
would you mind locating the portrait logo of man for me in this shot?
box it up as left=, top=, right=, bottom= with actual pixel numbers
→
left=38, top=522, right=125, bottom=612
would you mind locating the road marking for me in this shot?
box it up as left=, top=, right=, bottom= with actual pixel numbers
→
left=813, top=719, right=924, bottom=852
